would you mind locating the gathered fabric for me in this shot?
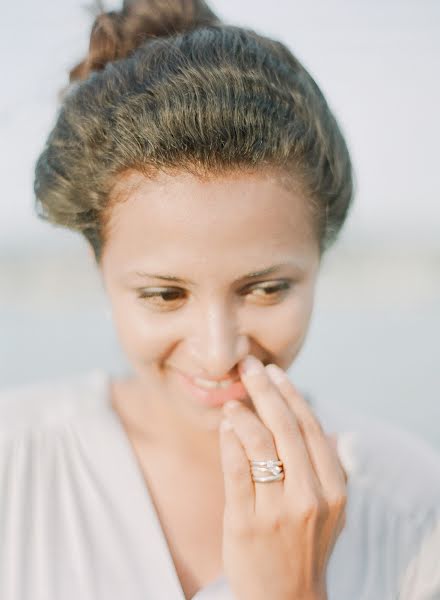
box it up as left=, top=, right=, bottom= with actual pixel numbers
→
left=0, top=370, right=439, bottom=600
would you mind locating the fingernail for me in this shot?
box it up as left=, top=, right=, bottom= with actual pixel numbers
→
left=265, top=364, right=285, bottom=384
left=240, top=355, right=263, bottom=376
left=223, top=399, right=240, bottom=412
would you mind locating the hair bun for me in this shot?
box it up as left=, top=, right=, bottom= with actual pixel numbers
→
left=69, top=0, right=221, bottom=82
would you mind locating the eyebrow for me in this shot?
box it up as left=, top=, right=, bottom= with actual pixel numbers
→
left=129, top=263, right=294, bottom=285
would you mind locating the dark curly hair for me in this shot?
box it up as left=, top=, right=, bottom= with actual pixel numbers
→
left=34, top=0, right=354, bottom=264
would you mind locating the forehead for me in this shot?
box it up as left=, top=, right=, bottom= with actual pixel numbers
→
left=102, top=169, right=318, bottom=270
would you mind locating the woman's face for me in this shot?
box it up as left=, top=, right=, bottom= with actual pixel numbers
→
left=99, top=168, right=321, bottom=430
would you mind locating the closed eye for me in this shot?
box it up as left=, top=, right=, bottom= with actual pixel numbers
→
left=244, top=281, right=292, bottom=298
left=137, top=288, right=183, bottom=302
left=136, top=280, right=293, bottom=308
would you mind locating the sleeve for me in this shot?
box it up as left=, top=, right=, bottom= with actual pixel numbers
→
left=398, top=511, right=440, bottom=600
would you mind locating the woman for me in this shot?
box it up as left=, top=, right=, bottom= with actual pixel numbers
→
left=1, top=1, right=439, bottom=598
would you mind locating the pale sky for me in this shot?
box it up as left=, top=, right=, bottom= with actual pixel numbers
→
left=1, top=0, right=439, bottom=251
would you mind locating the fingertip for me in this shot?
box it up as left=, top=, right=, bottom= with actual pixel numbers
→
left=265, top=363, right=285, bottom=384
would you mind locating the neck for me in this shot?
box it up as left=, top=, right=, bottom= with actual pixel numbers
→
left=110, top=374, right=223, bottom=467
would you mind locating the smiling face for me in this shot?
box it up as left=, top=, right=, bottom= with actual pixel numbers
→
left=99, top=168, right=321, bottom=432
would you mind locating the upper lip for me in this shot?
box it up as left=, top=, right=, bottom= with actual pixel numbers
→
left=175, top=360, right=267, bottom=383
left=191, top=373, right=240, bottom=383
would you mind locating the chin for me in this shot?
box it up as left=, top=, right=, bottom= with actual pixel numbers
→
left=181, top=402, right=225, bottom=433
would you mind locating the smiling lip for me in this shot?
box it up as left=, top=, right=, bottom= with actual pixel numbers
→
left=175, top=369, right=248, bottom=407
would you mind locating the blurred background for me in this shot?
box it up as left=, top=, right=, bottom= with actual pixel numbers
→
left=0, top=0, right=439, bottom=450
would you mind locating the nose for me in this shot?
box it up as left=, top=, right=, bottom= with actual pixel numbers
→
left=187, top=300, right=248, bottom=379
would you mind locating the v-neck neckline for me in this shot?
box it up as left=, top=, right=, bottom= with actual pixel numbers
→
left=96, top=369, right=227, bottom=600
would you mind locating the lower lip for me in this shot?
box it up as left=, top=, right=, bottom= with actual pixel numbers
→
left=175, top=370, right=249, bottom=407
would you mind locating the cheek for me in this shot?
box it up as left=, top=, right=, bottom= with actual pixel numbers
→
left=110, top=298, right=168, bottom=362
left=108, top=285, right=315, bottom=366
left=259, top=290, right=315, bottom=364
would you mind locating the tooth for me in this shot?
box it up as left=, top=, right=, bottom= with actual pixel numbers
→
left=193, top=377, right=236, bottom=389
left=219, top=380, right=234, bottom=389
left=194, top=378, right=219, bottom=389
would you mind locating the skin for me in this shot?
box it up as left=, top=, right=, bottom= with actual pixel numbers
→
left=98, top=167, right=320, bottom=448
left=220, top=359, right=346, bottom=600
left=96, top=167, right=346, bottom=599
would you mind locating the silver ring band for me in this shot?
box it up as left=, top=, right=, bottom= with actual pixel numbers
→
left=250, top=458, right=284, bottom=483
left=251, top=459, right=283, bottom=467
left=252, top=471, right=285, bottom=483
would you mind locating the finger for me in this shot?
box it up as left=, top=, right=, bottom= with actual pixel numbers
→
left=265, top=364, right=347, bottom=497
left=238, top=356, right=320, bottom=496
left=223, top=399, right=284, bottom=515
left=219, top=418, right=255, bottom=524
left=327, top=433, right=348, bottom=484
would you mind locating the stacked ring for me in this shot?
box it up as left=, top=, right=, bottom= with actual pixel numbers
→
left=250, top=459, right=284, bottom=483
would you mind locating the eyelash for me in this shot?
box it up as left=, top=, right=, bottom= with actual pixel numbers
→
left=136, top=281, right=293, bottom=307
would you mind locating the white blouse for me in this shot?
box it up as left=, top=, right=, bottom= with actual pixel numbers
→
left=0, top=369, right=439, bottom=600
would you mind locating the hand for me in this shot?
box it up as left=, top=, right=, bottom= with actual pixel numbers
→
left=218, top=355, right=348, bottom=600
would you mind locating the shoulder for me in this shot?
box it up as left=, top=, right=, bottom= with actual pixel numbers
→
left=0, top=369, right=109, bottom=442
left=398, top=510, right=440, bottom=598
left=311, top=400, right=440, bottom=595
left=311, top=399, right=440, bottom=518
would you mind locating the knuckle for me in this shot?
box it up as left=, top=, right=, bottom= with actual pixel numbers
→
left=258, top=509, right=287, bottom=533
left=248, top=429, right=274, bottom=455
left=224, top=512, right=253, bottom=539
left=277, top=417, right=298, bottom=439
left=301, top=502, right=321, bottom=523
left=258, top=375, right=274, bottom=395
left=329, top=491, right=348, bottom=513
left=294, top=494, right=327, bottom=522
left=300, top=416, right=323, bottom=437
left=277, top=508, right=292, bottom=529
left=340, top=511, right=347, bottom=530
left=335, top=509, right=347, bottom=535
left=247, top=428, right=265, bottom=447
left=336, top=461, right=349, bottom=485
